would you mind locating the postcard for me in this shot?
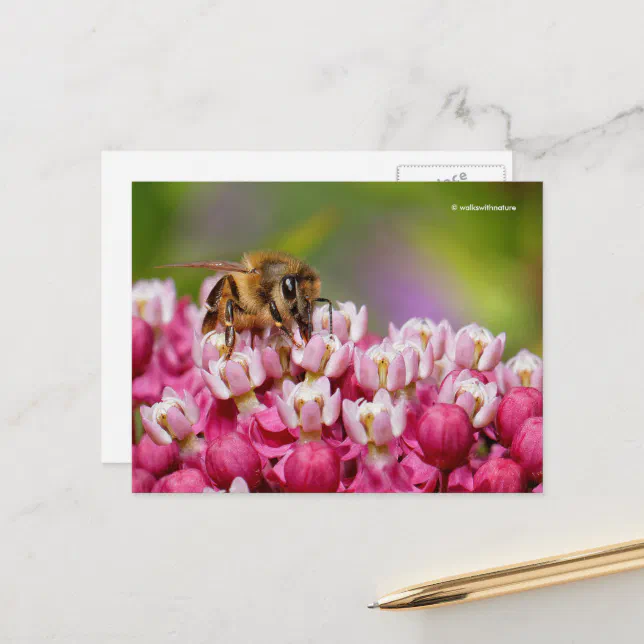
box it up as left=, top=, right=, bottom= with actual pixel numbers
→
left=127, top=179, right=542, bottom=493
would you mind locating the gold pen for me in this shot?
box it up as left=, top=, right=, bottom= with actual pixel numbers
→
left=369, top=538, right=644, bottom=611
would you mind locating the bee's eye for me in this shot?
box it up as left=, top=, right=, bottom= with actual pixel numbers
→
left=281, top=275, right=297, bottom=300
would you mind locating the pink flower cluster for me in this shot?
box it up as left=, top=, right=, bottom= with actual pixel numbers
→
left=132, top=278, right=543, bottom=493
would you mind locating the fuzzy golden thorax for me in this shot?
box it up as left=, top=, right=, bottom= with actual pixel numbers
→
left=202, top=251, right=322, bottom=342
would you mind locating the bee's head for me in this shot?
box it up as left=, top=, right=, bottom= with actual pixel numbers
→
left=279, top=273, right=321, bottom=343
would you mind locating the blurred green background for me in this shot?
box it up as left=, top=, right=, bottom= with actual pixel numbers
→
left=133, top=182, right=542, bottom=357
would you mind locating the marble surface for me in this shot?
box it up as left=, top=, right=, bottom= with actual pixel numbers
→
left=2, top=1, right=644, bottom=642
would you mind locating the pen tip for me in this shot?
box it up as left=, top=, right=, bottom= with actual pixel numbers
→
left=367, top=602, right=379, bottom=609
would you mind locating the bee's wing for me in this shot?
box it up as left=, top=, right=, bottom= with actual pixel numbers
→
left=156, top=260, right=251, bottom=273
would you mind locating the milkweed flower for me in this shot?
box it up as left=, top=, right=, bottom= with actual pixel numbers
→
left=132, top=278, right=176, bottom=327
left=132, top=276, right=544, bottom=494
left=342, top=391, right=414, bottom=493
left=140, top=387, right=200, bottom=445
left=389, top=317, right=448, bottom=360
left=314, top=301, right=368, bottom=343
left=193, top=329, right=252, bottom=371
left=448, top=323, right=505, bottom=371
left=497, top=349, right=543, bottom=393
left=261, top=332, right=300, bottom=380
left=353, top=338, right=433, bottom=393
left=276, top=376, right=341, bottom=441
left=342, top=389, right=406, bottom=447
left=401, top=338, right=435, bottom=381
left=438, top=369, right=501, bottom=429
left=201, top=346, right=266, bottom=412
left=291, top=333, right=353, bottom=378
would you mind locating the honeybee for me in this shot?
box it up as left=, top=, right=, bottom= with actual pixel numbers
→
left=159, top=251, right=332, bottom=357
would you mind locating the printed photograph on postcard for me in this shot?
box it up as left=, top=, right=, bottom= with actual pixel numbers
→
left=131, top=182, right=542, bottom=494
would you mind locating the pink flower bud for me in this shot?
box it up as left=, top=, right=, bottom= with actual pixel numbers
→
left=205, top=432, right=262, bottom=491
left=496, top=387, right=543, bottom=447
left=132, top=468, right=156, bottom=493
left=416, top=403, right=474, bottom=472
left=510, top=416, right=543, bottom=484
left=155, top=468, right=210, bottom=493
left=134, top=435, right=179, bottom=478
left=474, top=458, right=527, bottom=493
left=284, top=441, right=340, bottom=493
left=132, top=316, right=154, bottom=378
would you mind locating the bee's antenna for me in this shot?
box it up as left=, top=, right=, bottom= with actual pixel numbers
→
left=314, top=298, right=333, bottom=337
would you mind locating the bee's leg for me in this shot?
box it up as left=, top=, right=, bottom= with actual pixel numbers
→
left=269, top=301, right=303, bottom=349
left=224, top=298, right=236, bottom=359
left=202, top=277, right=226, bottom=334
left=306, top=299, right=313, bottom=342
left=314, top=298, right=334, bottom=337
